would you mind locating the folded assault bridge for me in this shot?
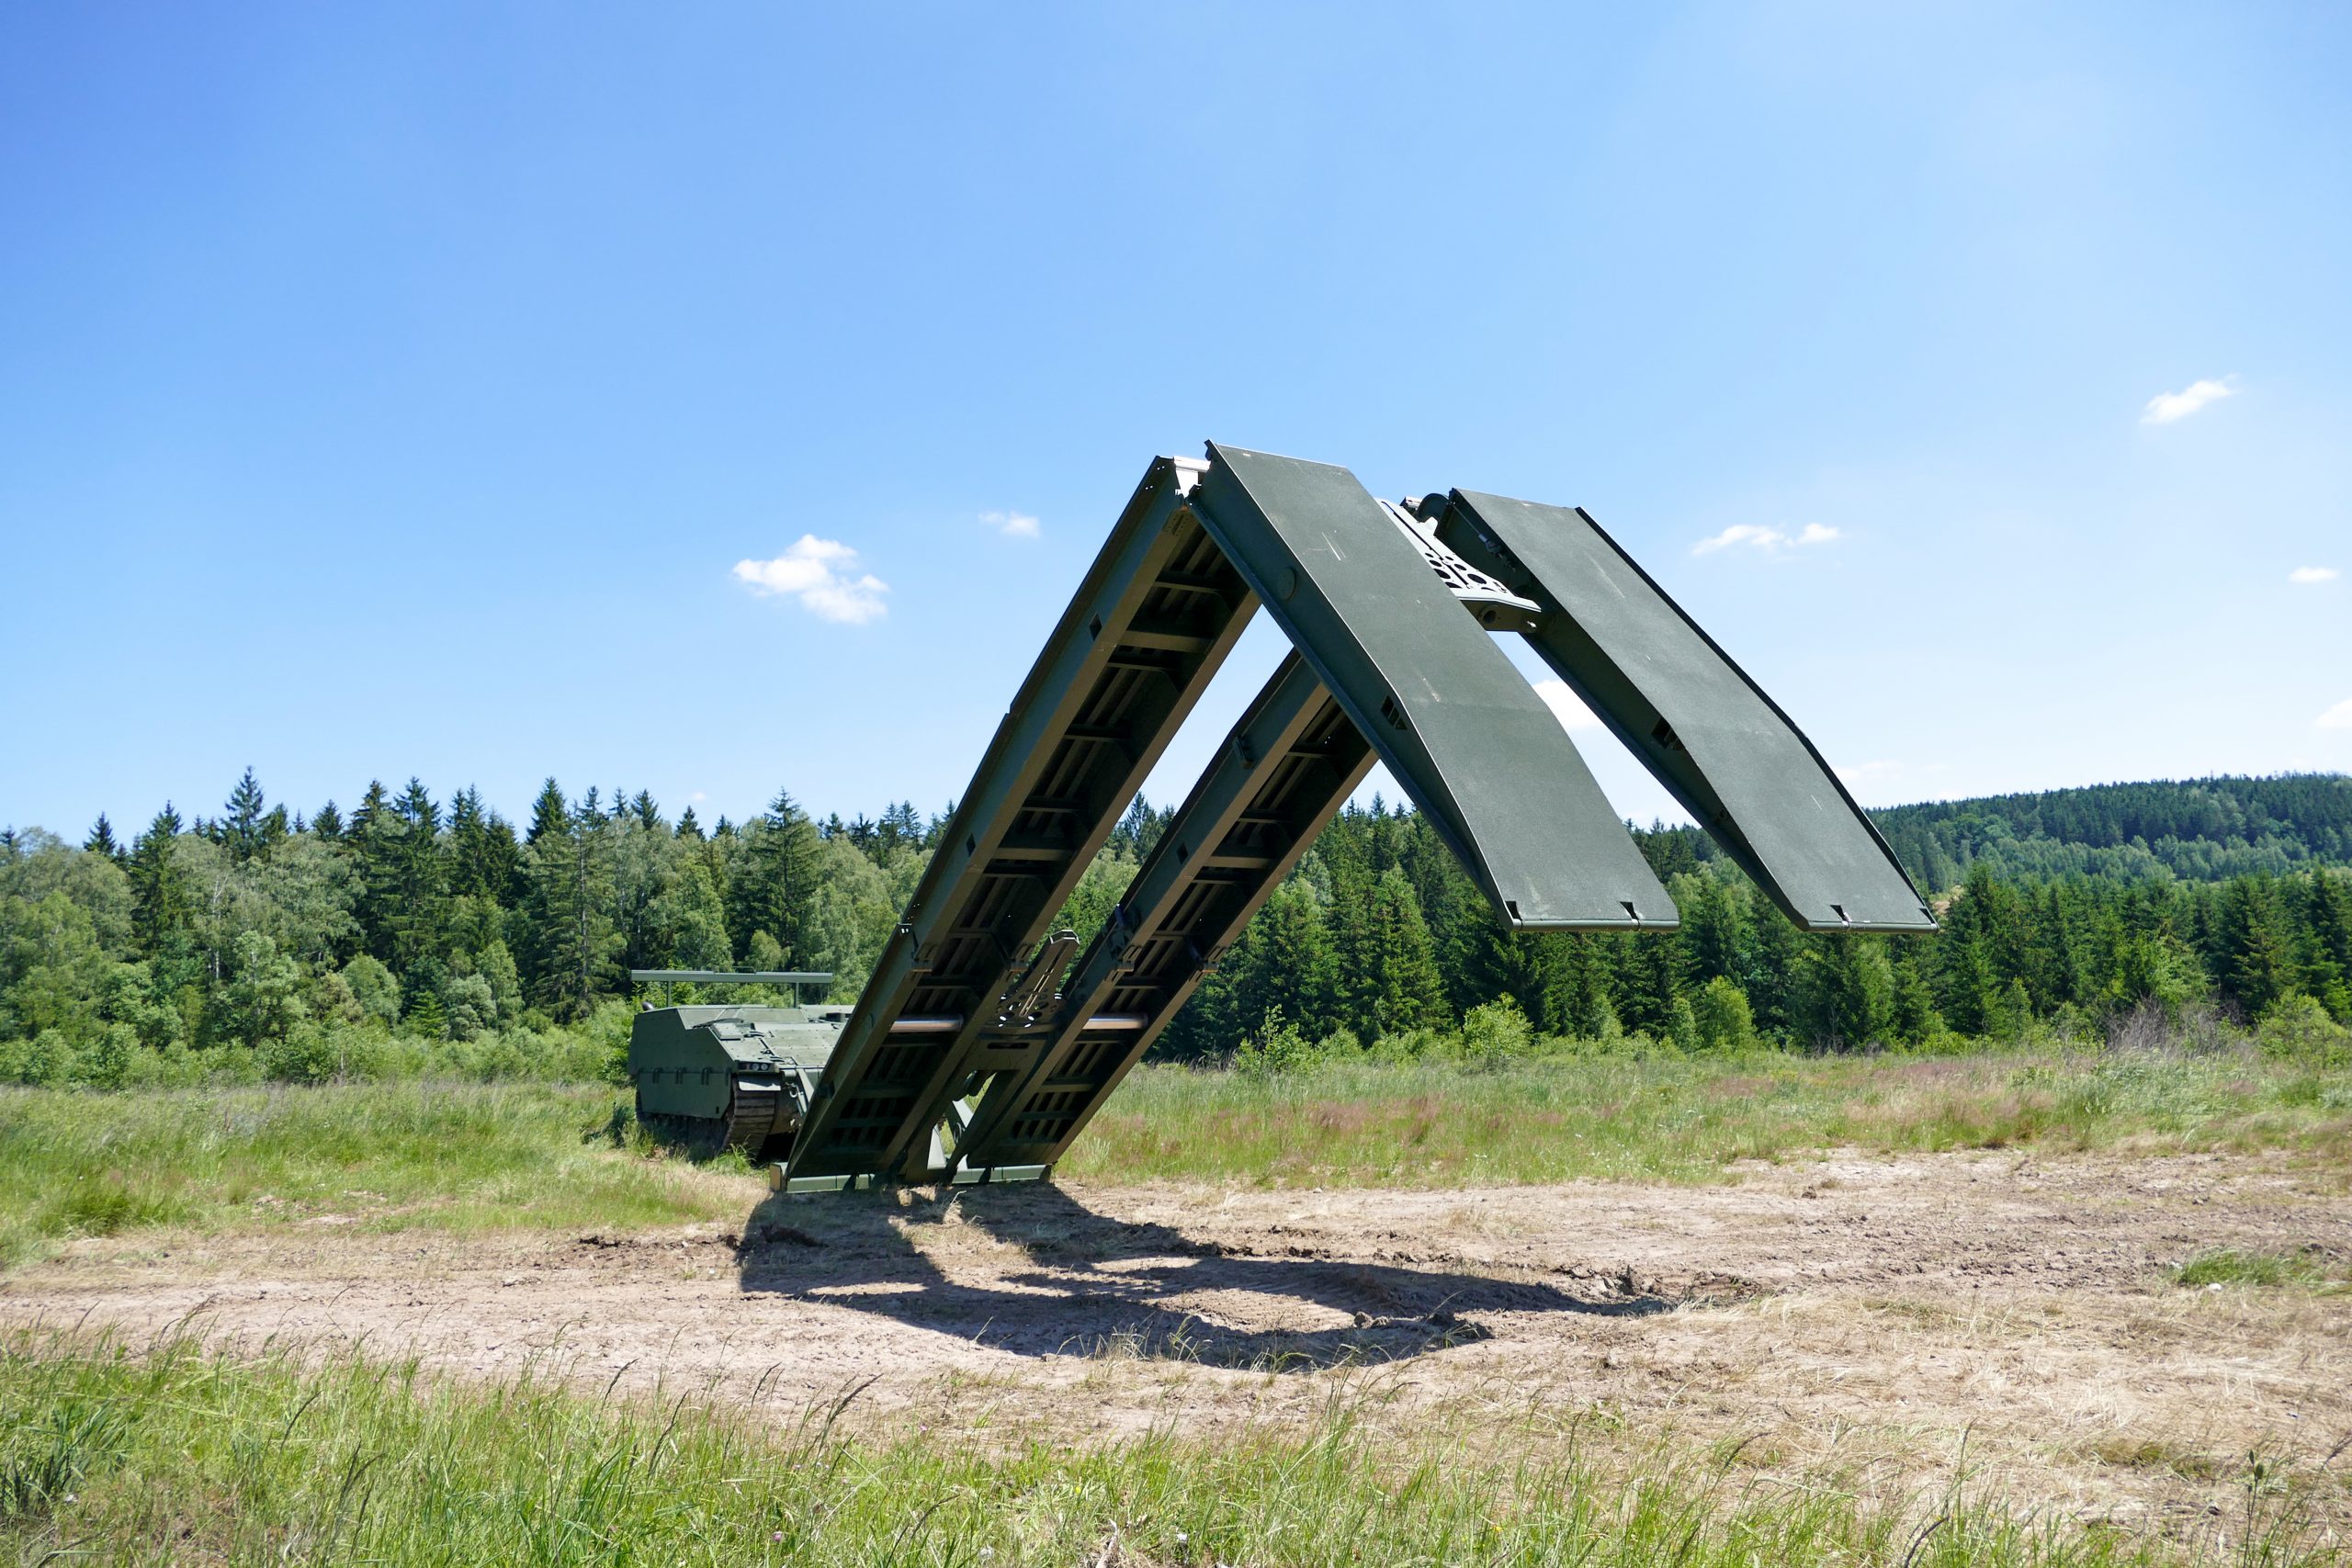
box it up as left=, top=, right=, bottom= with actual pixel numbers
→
left=778, top=445, right=1933, bottom=1191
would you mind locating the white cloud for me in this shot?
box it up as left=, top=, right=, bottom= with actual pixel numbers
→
left=1692, top=522, right=1841, bottom=556
left=690, top=791, right=707, bottom=802
left=1532, top=679, right=1603, bottom=733
left=982, top=509, right=1041, bottom=539
left=1836, top=760, right=1904, bottom=785
left=2289, top=566, right=2340, bottom=585
left=2141, top=377, right=2237, bottom=424
left=2317, top=698, right=2352, bottom=731
left=732, top=536, right=889, bottom=625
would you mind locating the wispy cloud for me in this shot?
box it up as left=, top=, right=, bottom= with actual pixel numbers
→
left=982, top=509, right=1041, bottom=539
left=1835, top=760, right=1905, bottom=786
left=2289, top=566, right=2340, bottom=585
left=1692, top=522, right=1841, bottom=556
left=2317, top=698, right=2352, bottom=731
left=732, top=536, right=889, bottom=624
left=1532, top=679, right=1603, bottom=733
left=2141, top=376, right=2237, bottom=424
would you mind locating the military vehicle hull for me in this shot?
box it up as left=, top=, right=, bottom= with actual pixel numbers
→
left=627, top=1003, right=847, bottom=1161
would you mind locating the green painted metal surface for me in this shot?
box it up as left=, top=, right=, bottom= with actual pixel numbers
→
left=629, top=970, right=833, bottom=986
left=951, top=648, right=1375, bottom=1171
left=1191, top=445, right=1675, bottom=930
left=751, top=442, right=1934, bottom=1190
left=626, top=1002, right=848, bottom=1158
left=1432, top=490, right=1934, bottom=933
left=784, top=457, right=1259, bottom=1181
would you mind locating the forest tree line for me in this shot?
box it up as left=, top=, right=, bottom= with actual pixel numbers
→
left=3, top=769, right=2350, bottom=1085
left=1860, top=773, right=2349, bottom=886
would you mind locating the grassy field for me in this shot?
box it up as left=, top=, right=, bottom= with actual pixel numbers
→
left=4, top=1043, right=2346, bottom=1266
left=0, top=1080, right=748, bottom=1268
left=6, top=1046, right=2349, bottom=1564
left=3, top=1325, right=2336, bottom=1567
left=1058, top=1044, right=2352, bottom=1187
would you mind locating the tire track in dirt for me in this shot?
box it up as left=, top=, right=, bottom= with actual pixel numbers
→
left=6, top=1147, right=2347, bottom=1531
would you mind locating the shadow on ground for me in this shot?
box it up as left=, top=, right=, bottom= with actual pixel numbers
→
left=731, top=1180, right=1683, bottom=1371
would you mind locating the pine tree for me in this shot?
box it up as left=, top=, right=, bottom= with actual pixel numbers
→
left=128, top=804, right=194, bottom=957
left=447, top=786, right=521, bottom=904
left=676, top=806, right=705, bottom=841
left=1614, top=931, right=1685, bottom=1038
left=526, top=778, right=570, bottom=845
left=1677, top=872, right=1749, bottom=987
left=346, top=781, right=401, bottom=964
left=520, top=790, right=619, bottom=1020
left=1933, top=863, right=2034, bottom=1032
left=1112, top=795, right=1170, bottom=860
left=1744, top=889, right=1805, bottom=1037
left=1797, top=936, right=1896, bottom=1049
left=1337, top=867, right=1448, bottom=1040
left=84, top=814, right=126, bottom=864
left=222, top=767, right=268, bottom=864
left=729, top=789, right=822, bottom=966
left=1889, top=938, right=1945, bottom=1043
left=1538, top=933, right=1619, bottom=1040
left=2025, top=884, right=2083, bottom=1012
left=2297, top=871, right=2352, bottom=1020
left=1403, top=828, right=1516, bottom=1018
left=2213, top=875, right=2298, bottom=1019
left=1247, top=880, right=1340, bottom=1039
left=312, top=800, right=345, bottom=840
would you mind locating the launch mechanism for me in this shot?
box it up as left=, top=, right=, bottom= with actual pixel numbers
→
left=627, top=445, right=1934, bottom=1188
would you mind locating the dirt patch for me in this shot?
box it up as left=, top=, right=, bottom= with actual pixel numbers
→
left=7, top=1147, right=2349, bottom=1534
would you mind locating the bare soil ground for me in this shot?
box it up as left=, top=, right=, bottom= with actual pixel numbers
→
left=7, top=1148, right=2349, bottom=1536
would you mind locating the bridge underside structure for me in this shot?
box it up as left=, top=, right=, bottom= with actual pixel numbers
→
left=779, top=445, right=1934, bottom=1192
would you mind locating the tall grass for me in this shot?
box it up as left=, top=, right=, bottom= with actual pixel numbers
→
left=6, top=1043, right=2346, bottom=1266
left=4, top=1325, right=2330, bottom=1566
left=2172, top=1247, right=2349, bottom=1291
left=0, top=1081, right=742, bottom=1267
left=1058, top=1044, right=2352, bottom=1188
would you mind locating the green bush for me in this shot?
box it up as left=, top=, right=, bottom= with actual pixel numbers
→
left=258, top=1022, right=340, bottom=1086
left=1690, top=977, right=1758, bottom=1054
left=2, top=1031, right=78, bottom=1089
left=2257, top=995, right=2351, bottom=1067
left=1234, top=1008, right=1322, bottom=1077
left=1368, top=1025, right=1448, bottom=1063
left=1455, top=997, right=1532, bottom=1064
left=82, top=1024, right=134, bottom=1090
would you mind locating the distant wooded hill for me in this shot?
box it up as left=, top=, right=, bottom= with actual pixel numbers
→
left=1864, top=774, right=2352, bottom=887
left=1636, top=773, right=2352, bottom=889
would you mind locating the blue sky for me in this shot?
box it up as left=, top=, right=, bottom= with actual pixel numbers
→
left=4, top=2, right=2347, bottom=839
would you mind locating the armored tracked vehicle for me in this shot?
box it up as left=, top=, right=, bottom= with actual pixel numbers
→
left=626, top=970, right=846, bottom=1160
